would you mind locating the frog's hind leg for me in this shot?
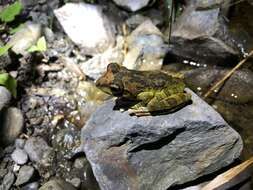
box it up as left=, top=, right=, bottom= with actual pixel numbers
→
left=147, top=92, right=191, bottom=112
left=128, top=91, right=155, bottom=115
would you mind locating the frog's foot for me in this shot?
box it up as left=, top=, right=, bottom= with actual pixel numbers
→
left=147, top=92, right=191, bottom=112
left=128, top=107, right=152, bottom=116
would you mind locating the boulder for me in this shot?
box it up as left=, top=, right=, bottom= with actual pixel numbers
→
left=81, top=89, right=243, bottom=190
left=167, top=4, right=238, bottom=65
left=54, top=3, right=116, bottom=55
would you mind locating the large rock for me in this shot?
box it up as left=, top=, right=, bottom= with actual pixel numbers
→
left=112, top=0, right=150, bottom=12
left=54, top=3, right=116, bottom=55
left=167, top=4, right=238, bottom=65
left=81, top=89, right=243, bottom=190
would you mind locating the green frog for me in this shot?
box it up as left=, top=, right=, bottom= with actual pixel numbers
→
left=96, top=63, right=191, bottom=115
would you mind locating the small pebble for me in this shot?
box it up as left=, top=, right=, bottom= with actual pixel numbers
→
left=11, top=148, right=28, bottom=165
left=69, top=178, right=81, bottom=188
left=16, top=165, right=35, bottom=186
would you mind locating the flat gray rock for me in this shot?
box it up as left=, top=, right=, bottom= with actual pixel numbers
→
left=81, top=89, right=243, bottom=190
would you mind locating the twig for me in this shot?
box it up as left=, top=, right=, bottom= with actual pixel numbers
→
left=203, top=49, right=253, bottom=99
left=202, top=156, right=253, bottom=190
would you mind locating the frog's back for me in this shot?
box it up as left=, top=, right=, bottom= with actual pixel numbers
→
left=120, top=69, right=183, bottom=96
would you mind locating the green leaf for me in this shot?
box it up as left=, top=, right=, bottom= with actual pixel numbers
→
left=0, top=73, right=17, bottom=97
left=0, top=44, right=12, bottom=56
left=27, top=45, right=38, bottom=52
left=0, top=1, right=23, bottom=23
left=36, top=36, right=47, bottom=52
left=27, top=36, right=47, bottom=53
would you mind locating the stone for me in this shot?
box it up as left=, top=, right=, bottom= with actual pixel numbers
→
left=24, top=137, right=54, bottom=163
left=54, top=3, right=115, bottom=55
left=11, top=148, right=28, bottom=165
left=0, top=171, right=15, bottom=190
left=0, top=107, right=24, bottom=147
left=15, top=165, right=35, bottom=186
left=21, top=182, right=39, bottom=190
left=167, top=5, right=238, bottom=65
left=68, top=178, right=81, bottom=188
left=39, top=179, right=76, bottom=190
left=51, top=128, right=81, bottom=159
left=123, top=20, right=168, bottom=71
left=112, top=0, right=150, bottom=12
left=81, top=89, right=243, bottom=190
left=0, top=86, right=11, bottom=112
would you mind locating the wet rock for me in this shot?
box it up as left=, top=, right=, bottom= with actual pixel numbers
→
left=112, top=0, right=150, bottom=12
left=167, top=4, right=238, bottom=65
left=0, top=107, right=24, bottom=147
left=51, top=128, right=81, bottom=159
left=11, top=148, right=28, bottom=165
left=7, top=22, right=41, bottom=56
left=39, top=179, right=76, bottom=190
left=81, top=89, right=243, bottom=190
left=0, top=171, right=15, bottom=190
left=54, top=3, right=115, bottom=55
left=21, top=182, right=39, bottom=190
left=0, top=86, right=11, bottom=111
left=15, top=165, right=35, bottom=186
left=24, top=137, right=54, bottom=163
left=184, top=68, right=253, bottom=104
left=123, top=20, right=168, bottom=70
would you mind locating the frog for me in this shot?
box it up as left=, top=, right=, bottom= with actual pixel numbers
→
left=95, top=63, right=191, bottom=115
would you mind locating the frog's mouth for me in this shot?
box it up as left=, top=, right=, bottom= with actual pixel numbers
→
left=99, top=85, right=124, bottom=97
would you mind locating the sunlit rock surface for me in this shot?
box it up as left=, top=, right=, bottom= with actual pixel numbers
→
left=54, top=3, right=116, bottom=55
left=81, top=89, right=243, bottom=190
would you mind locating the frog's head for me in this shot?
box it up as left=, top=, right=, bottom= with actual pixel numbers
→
left=96, top=63, right=124, bottom=96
